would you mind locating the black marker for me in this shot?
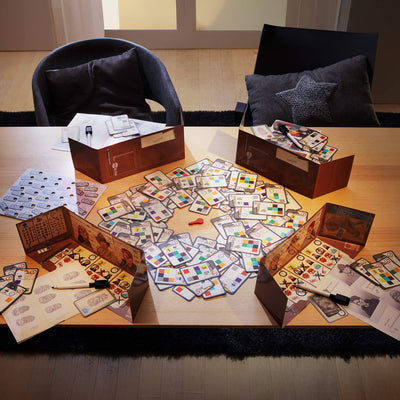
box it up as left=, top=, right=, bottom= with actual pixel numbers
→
left=293, top=282, right=350, bottom=306
left=52, top=280, right=109, bottom=290
left=85, top=125, right=93, bottom=146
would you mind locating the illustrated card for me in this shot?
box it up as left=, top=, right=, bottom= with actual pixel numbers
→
left=196, top=188, right=226, bottom=206
left=350, top=258, right=379, bottom=284
left=235, top=172, right=258, bottom=192
left=202, top=277, right=226, bottom=299
left=0, top=282, right=26, bottom=313
left=97, top=202, right=133, bottom=221
left=74, top=289, right=116, bottom=317
left=220, top=264, right=249, bottom=294
left=144, top=170, right=174, bottom=190
left=364, top=261, right=400, bottom=289
left=246, top=222, right=282, bottom=248
left=225, top=236, right=262, bottom=255
left=13, top=268, right=39, bottom=294
left=142, top=241, right=169, bottom=268
left=195, top=175, right=228, bottom=189
left=154, top=267, right=185, bottom=285
left=189, top=195, right=212, bottom=215
left=173, top=285, right=196, bottom=301
left=159, top=239, right=192, bottom=266
left=142, top=199, right=173, bottom=222
left=265, top=184, right=288, bottom=204
left=180, top=262, right=216, bottom=284
left=309, top=295, right=348, bottom=323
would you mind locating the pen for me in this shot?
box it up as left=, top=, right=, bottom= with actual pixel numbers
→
left=85, top=125, right=93, bottom=147
left=293, top=282, right=350, bottom=306
left=52, top=280, right=109, bottom=290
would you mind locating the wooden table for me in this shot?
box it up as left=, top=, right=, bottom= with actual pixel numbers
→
left=0, top=126, right=399, bottom=328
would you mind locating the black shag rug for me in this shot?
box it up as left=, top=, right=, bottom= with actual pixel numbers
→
left=1, top=110, right=400, bottom=127
left=1, top=326, right=399, bottom=360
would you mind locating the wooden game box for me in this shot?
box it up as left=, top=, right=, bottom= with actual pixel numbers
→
left=235, top=112, right=354, bottom=198
left=16, top=206, right=148, bottom=322
left=69, top=124, right=185, bottom=184
left=254, top=203, right=375, bottom=327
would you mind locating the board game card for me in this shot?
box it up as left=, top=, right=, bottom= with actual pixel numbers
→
left=145, top=170, right=174, bottom=190
left=130, top=221, right=155, bottom=246
left=74, top=289, right=116, bottom=317
left=203, top=249, right=238, bottom=273
left=3, top=262, right=27, bottom=276
left=263, top=215, right=290, bottom=227
left=193, top=236, right=217, bottom=249
left=187, top=279, right=214, bottom=296
left=374, top=250, right=400, bottom=265
left=157, top=228, right=174, bottom=243
left=185, top=158, right=212, bottom=174
left=202, top=277, right=226, bottom=299
left=180, top=262, right=216, bottom=284
left=364, top=261, right=400, bottom=289
left=234, top=207, right=266, bottom=220
left=169, top=189, right=194, bottom=208
left=115, top=232, right=140, bottom=247
left=140, top=182, right=174, bottom=201
left=196, top=188, right=226, bottom=206
left=212, top=158, right=233, bottom=170
left=285, top=190, right=302, bottom=211
left=267, top=225, right=295, bottom=240
left=220, top=264, right=249, bottom=294
left=246, top=222, right=282, bottom=248
left=189, top=195, right=212, bottom=215
left=379, top=257, right=400, bottom=282
left=173, top=285, right=196, bottom=301
left=97, top=202, right=133, bottom=221
left=251, top=124, right=275, bottom=140
left=195, top=175, right=228, bottom=189
left=228, top=194, right=260, bottom=208
left=253, top=201, right=286, bottom=217
left=159, top=239, right=193, bottom=266
left=350, top=258, right=379, bottom=285
left=111, top=114, right=130, bottom=130
left=235, top=172, right=258, bottom=192
left=129, top=191, right=151, bottom=207
left=142, top=199, right=173, bottom=222
left=0, top=282, right=26, bottom=313
left=221, top=221, right=247, bottom=238
left=311, top=145, right=338, bottom=163
left=13, top=268, right=39, bottom=294
left=121, top=208, right=147, bottom=221
left=142, top=241, right=169, bottom=268
left=173, top=174, right=199, bottom=190
left=154, top=267, right=185, bottom=285
left=271, top=120, right=321, bottom=149
left=110, top=220, right=132, bottom=236
left=240, top=253, right=262, bottom=273
left=210, top=214, right=235, bottom=239
left=167, top=167, right=189, bottom=179
left=265, top=184, right=288, bottom=204
left=225, top=235, right=262, bottom=255
left=309, top=294, right=348, bottom=323
left=285, top=210, right=308, bottom=229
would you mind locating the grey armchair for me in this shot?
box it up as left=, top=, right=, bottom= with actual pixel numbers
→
left=32, top=38, right=182, bottom=126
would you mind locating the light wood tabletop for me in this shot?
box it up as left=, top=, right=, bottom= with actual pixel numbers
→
left=0, top=126, right=399, bottom=328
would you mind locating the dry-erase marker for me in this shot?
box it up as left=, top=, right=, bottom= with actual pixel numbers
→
left=52, top=280, right=109, bottom=290
left=293, top=282, right=350, bottom=306
left=85, top=125, right=93, bottom=146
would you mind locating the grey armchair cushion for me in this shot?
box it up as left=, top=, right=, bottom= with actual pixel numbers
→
left=46, top=48, right=152, bottom=126
left=245, top=55, right=379, bottom=127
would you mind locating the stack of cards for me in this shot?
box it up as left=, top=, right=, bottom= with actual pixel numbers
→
left=95, top=157, right=310, bottom=301
left=251, top=120, right=338, bottom=163
left=0, top=262, right=36, bottom=313
left=350, top=250, right=400, bottom=289
left=106, top=114, right=140, bottom=137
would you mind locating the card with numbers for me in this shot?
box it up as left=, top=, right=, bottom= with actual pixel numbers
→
left=220, top=264, right=249, bottom=294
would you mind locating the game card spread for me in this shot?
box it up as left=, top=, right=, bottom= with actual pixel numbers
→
left=0, top=169, right=106, bottom=220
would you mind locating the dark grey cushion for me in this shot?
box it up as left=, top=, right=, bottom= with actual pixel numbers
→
left=245, top=55, right=379, bottom=127
left=46, top=48, right=152, bottom=125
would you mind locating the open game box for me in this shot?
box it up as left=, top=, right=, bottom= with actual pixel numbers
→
left=235, top=112, right=354, bottom=198
left=16, top=206, right=148, bottom=322
left=69, top=123, right=185, bottom=184
left=255, top=203, right=375, bottom=327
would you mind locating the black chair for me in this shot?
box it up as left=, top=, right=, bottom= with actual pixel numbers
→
left=32, top=38, right=182, bottom=126
left=239, top=24, right=379, bottom=126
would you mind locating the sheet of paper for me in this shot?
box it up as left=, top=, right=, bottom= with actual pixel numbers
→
left=3, top=262, right=94, bottom=343
left=53, top=113, right=166, bottom=151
